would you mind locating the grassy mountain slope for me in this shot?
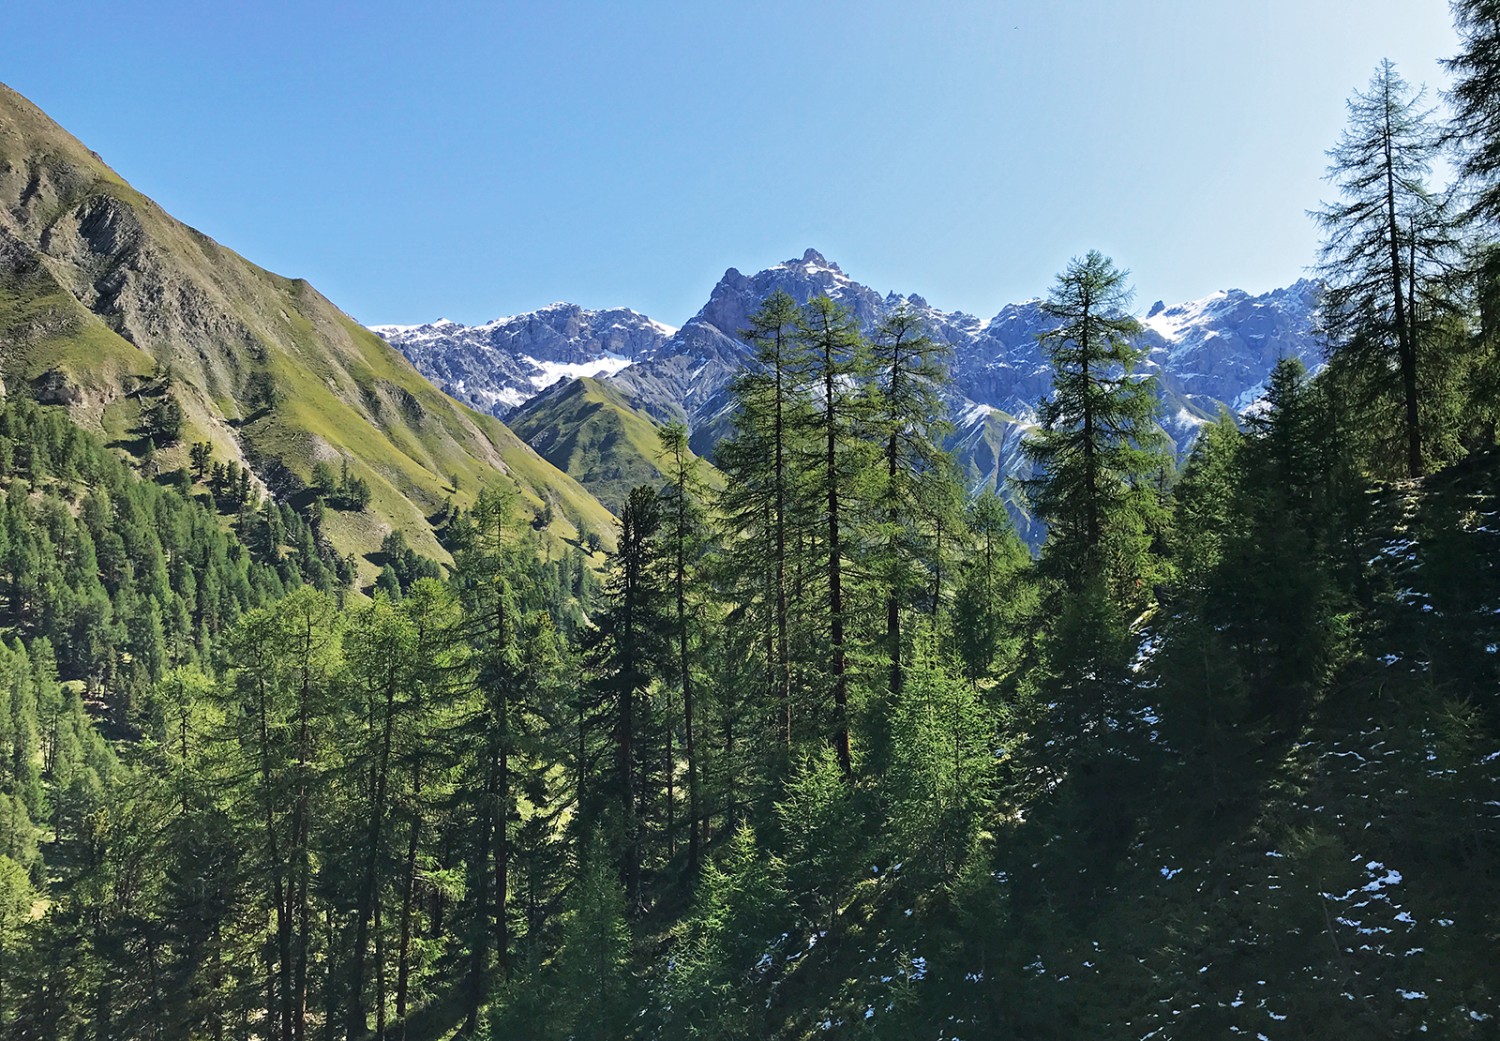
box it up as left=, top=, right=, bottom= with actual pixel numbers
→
left=509, top=375, right=717, bottom=514
left=0, top=83, right=614, bottom=572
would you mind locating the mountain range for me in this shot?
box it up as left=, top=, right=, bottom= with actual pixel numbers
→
left=0, top=73, right=1324, bottom=565
left=376, top=248, right=1323, bottom=534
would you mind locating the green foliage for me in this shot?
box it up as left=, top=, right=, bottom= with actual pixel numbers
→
left=1021, top=250, right=1171, bottom=605
left=245, top=369, right=281, bottom=414
left=142, top=391, right=184, bottom=446
left=509, top=376, right=715, bottom=516
left=0, top=853, right=35, bottom=1029
left=552, top=836, right=636, bottom=1041
left=950, top=489, right=1035, bottom=684
left=663, top=824, right=788, bottom=1041
left=377, top=529, right=442, bottom=596
left=885, top=655, right=995, bottom=880
left=327, top=458, right=372, bottom=511
left=9, top=21, right=1500, bottom=1029
left=776, top=747, right=866, bottom=928
left=1315, top=59, right=1462, bottom=477
left=1444, top=0, right=1500, bottom=227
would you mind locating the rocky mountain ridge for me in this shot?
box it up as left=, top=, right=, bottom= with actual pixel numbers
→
left=377, top=249, right=1319, bottom=434
left=374, top=249, right=1322, bottom=533
left=373, top=302, right=672, bottom=414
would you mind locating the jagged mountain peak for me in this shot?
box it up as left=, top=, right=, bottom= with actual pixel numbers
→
left=686, top=247, right=884, bottom=342
left=374, top=301, right=675, bottom=416
left=377, top=248, right=1322, bottom=531
left=772, top=247, right=842, bottom=274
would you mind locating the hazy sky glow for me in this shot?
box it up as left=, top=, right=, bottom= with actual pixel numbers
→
left=3, top=0, right=1461, bottom=325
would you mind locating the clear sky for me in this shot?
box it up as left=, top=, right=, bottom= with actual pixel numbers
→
left=2, top=0, right=1461, bottom=327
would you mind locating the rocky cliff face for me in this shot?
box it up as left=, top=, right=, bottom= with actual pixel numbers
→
left=373, top=303, right=673, bottom=415
left=381, top=249, right=1319, bottom=440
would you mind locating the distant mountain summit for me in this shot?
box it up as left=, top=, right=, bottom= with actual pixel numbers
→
left=1139, top=279, right=1322, bottom=410
left=373, top=249, right=1322, bottom=533
left=376, top=250, right=1319, bottom=428
left=373, top=303, right=673, bottom=414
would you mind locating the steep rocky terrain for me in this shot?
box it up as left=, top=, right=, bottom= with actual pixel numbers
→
left=0, top=83, right=615, bottom=570
left=382, top=249, right=1320, bottom=530
left=373, top=303, right=671, bottom=415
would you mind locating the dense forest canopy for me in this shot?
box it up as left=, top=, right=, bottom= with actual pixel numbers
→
left=3, top=4, right=1500, bottom=1039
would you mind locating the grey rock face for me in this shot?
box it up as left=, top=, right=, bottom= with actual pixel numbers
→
left=604, top=251, right=1321, bottom=447
left=372, top=303, right=675, bottom=416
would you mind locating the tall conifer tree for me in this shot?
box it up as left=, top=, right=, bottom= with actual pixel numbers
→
left=798, top=296, right=869, bottom=779
left=1314, top=59, right=1459, bottom=476
left=866, top=305, right=954, bottom=701
left=715, top=291, right=813, bottom=750
left=1021, top=251, right=1168, bottom=602
left=1445, top=0, right=1500, bottom=228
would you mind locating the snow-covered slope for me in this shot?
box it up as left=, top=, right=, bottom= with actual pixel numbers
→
left=1140, top=280, right=1322, bottom=411
left=372, top=303, right=673, bottom=415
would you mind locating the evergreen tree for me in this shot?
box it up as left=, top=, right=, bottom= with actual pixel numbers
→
left=449, top=485, right=530, bottom=1030
left=552, top=834, right=635, bottom=1041
left=1444, top=0, right=1500, bottom=228
left=341, top=594, right=420, bottom=1039
left=143, top=394, right=185, bottom=447
left=189, top=441, right=213, bottom=480
left=1021, top=251, right=1169, bottom=603
left=584, top=485, right=667, bottom=909
left=662, top=823, right=787, bottom=1041
left=950, top=490, right=1033, bottom=685
left=866, top=304, right=954, bottom=702
left=797, top=295, right=871, bottom=779
left=885, top=653, right=995, bottom=881
left=1230, top=358, right=1353, bottom=716
left=217, top=587, right=344, bottom=1041
left=1314, top=59, right=1461, bottom=476
left=658, top=421, right=708, bottom=871
left=0, top=854, right=35, bottom=1031
left=715, top=290, right=813, bottom=751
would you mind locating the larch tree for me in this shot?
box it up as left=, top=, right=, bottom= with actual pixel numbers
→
left=797, top=295, right=870, bottom=780
left=658, top=421, right=707, bottom=871
left=341, top=594, right=419, bottom=1041
left=219, top=587, right=344, bottom=1041
left=950, top=490, right=1032, bottom=686
left=449, top=484, right=529, bottom=1032
left=1020, top=251, right=1169, bottom=603
left=1314, top=59, right=1460, bottom=477
left=586, top=484, right=668, bottom=910
left=714, top=291, right=813, bottom=750
left=866, top=304, right=954, bottom=702
left=1444, top=0, right=1500, bottom=228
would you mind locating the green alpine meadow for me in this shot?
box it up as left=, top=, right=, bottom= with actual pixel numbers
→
left=1, top=2, right=1499, bottom=1038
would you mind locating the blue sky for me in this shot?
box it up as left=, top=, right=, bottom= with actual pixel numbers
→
left=4, top=1, right=1460, bottom=326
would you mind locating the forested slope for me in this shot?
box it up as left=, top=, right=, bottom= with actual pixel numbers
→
left=2, top=4, right=1500, bottom=1039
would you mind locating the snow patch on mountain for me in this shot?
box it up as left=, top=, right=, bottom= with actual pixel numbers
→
left=528, top=354, right=634, bottom=391
left=372, top=302, right=674, bottom=418
left=377, top=250, right=1322, bottom=537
